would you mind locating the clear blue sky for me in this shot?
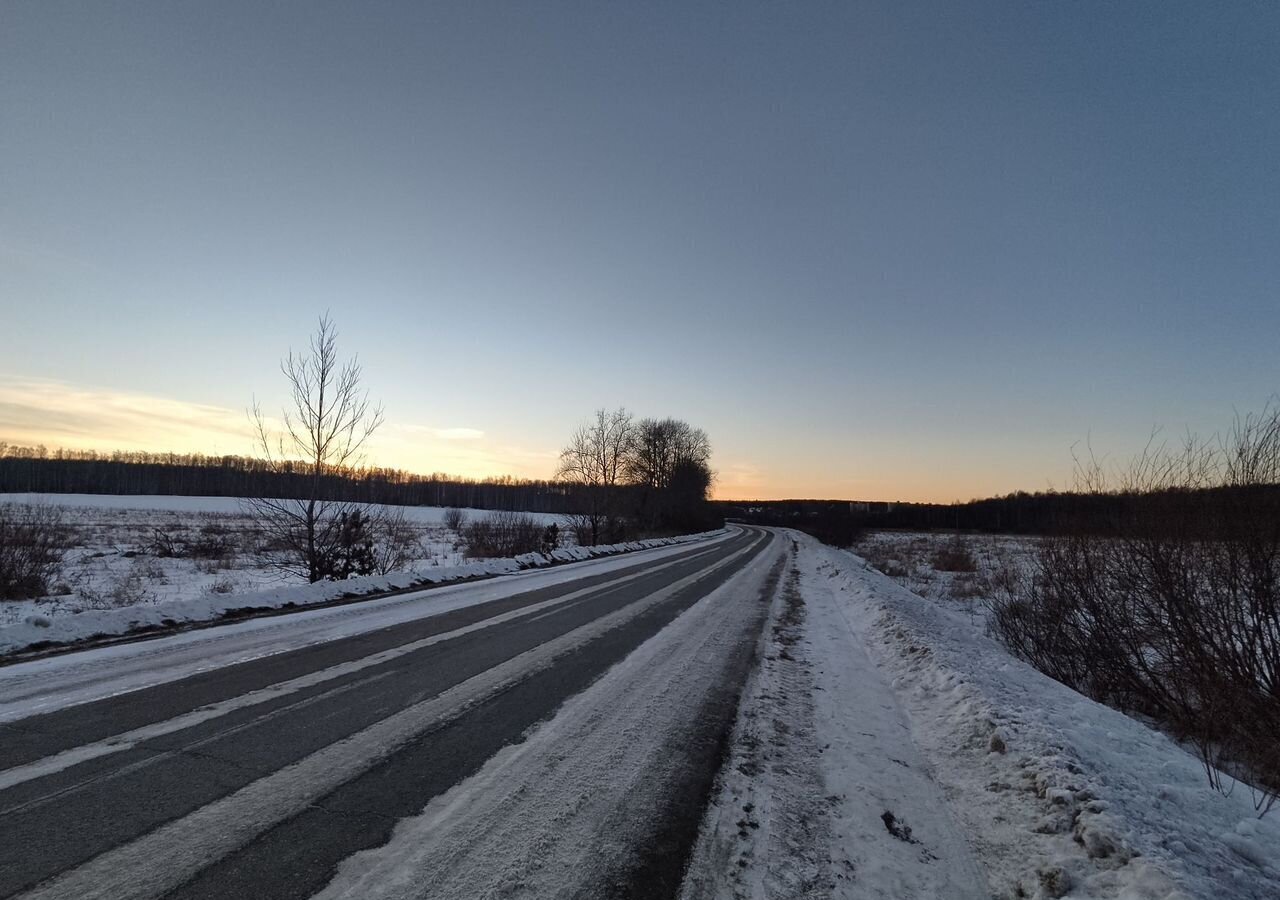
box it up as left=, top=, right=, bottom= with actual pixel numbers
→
left=3, top=1, right=1277, bottom=500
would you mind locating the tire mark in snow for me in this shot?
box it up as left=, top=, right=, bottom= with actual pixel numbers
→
left=679, top=545, right=835, bottom=899
left=305, top=533, right=782, bottom=900
left=577, top=552, right=788, bottom=900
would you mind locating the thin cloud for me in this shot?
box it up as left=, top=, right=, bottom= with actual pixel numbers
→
left=0, top=376, right=556, bottom=481
left=0, top=376, right=252, bottom=453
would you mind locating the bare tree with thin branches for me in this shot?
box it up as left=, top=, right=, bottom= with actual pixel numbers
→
left=557, top=408, right=634, bottom=546
left=244, top=314, right=387, bottom=582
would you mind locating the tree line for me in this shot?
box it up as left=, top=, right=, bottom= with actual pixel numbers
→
left=0, top=447, right=577, bottom=513
left=716, top=485, right=1280, bottom=538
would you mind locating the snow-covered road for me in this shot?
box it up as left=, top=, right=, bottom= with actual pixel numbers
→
left=0, top=526, right=781, bottom=899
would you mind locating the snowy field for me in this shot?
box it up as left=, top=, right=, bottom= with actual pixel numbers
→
left=687, top=531, right=1279, bottom=899
left=0, top=493, right=724, bottom=658
left=0, top=493, right=565, bottom=628
left=853, top=529, right=1037, bottom=620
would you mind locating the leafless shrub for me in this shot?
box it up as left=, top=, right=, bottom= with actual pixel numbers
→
left=462, top=512, right=546, bottom=559
left=370, top=509, right=422, bottom=575
left=567, top=514, right=595, bottom=548
left=442, top=507, right=466, bottom=533
left=985, top=544, right=1029, bottom=600
left=149, top=528, right=185, bottom=559
left=195, top=557, right=232, bottom=574
left=136, top=556, right=167, bottom=581
left=151, top=526, right=237, bottom=562
left=0, top=503, right=70, bottom=600
left=990, top=404, right=1280, bottom=814
left=77, top=569, right=153, bottom=610
left=204, top=575, right=239, bottom=595
left=930, top=535, right=978, bottom=572
left=188, top=530, right=237, bottom=560
left=110, top=571, right=153, bottom=607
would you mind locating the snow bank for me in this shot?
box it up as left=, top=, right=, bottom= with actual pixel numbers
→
left=0, top=530, right=724, bottom=658
left=802, top=533, right=1279, bottom=900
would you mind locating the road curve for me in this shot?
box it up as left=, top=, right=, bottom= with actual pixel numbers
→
left=0, top=525, right=782, bottom=899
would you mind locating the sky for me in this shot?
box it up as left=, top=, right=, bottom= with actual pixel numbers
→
left=2, top=1, right=1278, bottom=502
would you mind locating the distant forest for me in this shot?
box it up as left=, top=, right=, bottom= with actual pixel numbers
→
left=10, top=443, right=1268, bottom=540
left=714, top=493, right=1100, bottom=536
left=717, top=484, right=1280, bottom=540
left=0, top=446, right=576, bottom=513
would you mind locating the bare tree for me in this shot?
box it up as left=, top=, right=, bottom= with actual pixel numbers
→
left=245, top=314, right=387, bottom=582
left=557, top=408, right=634, bottom=545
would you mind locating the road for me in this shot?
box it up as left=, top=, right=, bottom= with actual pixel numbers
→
left=0, top=525, right=782, bottom=900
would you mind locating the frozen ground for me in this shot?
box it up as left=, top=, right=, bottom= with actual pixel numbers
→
left=853, top=529, right=1037, bottom=621
left=0, top=493, right=566, bottom=628
left=684, top=530, right=1279, bottom=899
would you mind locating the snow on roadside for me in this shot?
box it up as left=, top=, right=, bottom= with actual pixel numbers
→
left=793, top=532, right=1279, bottom=899
left=0, top=529, right=726, bottom=658
left=680, top=536, right=835, bottom=899
left=682, top=535, right=987, bottom=900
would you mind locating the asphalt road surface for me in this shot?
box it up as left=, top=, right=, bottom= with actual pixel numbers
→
left=0, top=525, right=782, bottom=899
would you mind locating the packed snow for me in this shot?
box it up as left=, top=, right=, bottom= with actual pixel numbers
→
left=685, top=531, right=1279, bottom=899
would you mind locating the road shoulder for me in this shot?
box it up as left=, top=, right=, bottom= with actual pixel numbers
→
left=680, top=535, right=987, bottom=899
